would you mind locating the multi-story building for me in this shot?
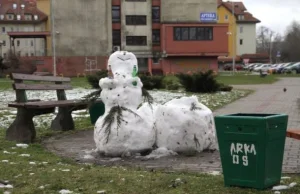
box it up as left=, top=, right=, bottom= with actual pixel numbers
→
left=0, top=0, right=48, bottom=58
left=35, top=0, right=229, bottom=76
left=217, top=0, right=260, bottom=65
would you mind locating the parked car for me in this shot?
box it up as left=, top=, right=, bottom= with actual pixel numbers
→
left=276, top=62, right=296, bottom=74
left=223, top=64, right=244, bottom=71
left=253, top=64, right=271, bottom=72
left=269, top=63, right=284, bottom=73
left=248, top=63, right=263, bottom=72
left=282, top=62, right=300, bottom=74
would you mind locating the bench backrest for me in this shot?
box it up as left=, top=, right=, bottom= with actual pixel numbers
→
left=10, top=73, right=72, bottom=103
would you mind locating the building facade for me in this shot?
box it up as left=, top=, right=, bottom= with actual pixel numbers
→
left=0, top=0, right=48, bottom=58
left=217, top=0, right=260, bottom=64
left=34, top=0, right=228, bottom=76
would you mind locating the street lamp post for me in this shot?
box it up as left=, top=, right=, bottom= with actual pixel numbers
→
left=232, top=1, right=235, bottom=75
left=269, top=34, right=273, bottom=64
left=51, top=0, right=57, bottom=76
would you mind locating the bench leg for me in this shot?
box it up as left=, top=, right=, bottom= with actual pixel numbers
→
left=6, top=108, right=35, bottom=143
left=51, top=107, right=74, bottom=131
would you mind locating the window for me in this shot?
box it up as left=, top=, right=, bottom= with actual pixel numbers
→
left=152, top=30, right=160, bottom=45
left=126, top=15, right=146, bottom=25
left=125, top=0, right=146, bottom=1
left=2, top=40, right=5, bottom=46
left=240, top=39, right=243, bottom=45
left=225, top=15, right=228, bottom=20
left=10, top=27, right=13, bottom=32
left=31, top=40, right=34, bottom=47
left=24, top=14, right=32, bottom=21
left=153, top=57, right=159, bottom=64
left=126, top=36, right=147, bottom=46
left=112, top=6, right=120, bottom=23
left=3, top=53, right=7, bottom=58
left=31, top=53, right=34, bottom=56
left=6, top=14, right=14, bottom=20
left=174, top=27, right=213, bottom=41
left=2, top=27, right=5, bottom=33
left=189, top=27, right=197, bottom=40
left=17, top=40, right=20, bottom=47
left=152, top=7, right=160, bottom=23
left=17, top=51, right=21, bottom=56
left=238, top=15, right=244, bottom=20
left=240, top=26, right=243, bottom=33
left=112, top=30, right=121, bottom=46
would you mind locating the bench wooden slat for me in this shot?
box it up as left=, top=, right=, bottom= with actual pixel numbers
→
left=13, top=83, right=73, bottom=90
left=8, top=100, right=88, bottom=109
left=286, top=130, right=300, bottom=140
left=11, top=73, right=70, bottom=82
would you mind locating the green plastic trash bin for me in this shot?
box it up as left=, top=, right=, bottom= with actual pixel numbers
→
left=88, top=100, right=105, bottom=124
left=214, top=113, right=288, bottom=190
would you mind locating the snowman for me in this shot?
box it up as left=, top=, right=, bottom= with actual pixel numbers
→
left=94, top=51, right=155, bottom=157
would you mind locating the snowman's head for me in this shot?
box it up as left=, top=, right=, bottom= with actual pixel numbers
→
left=107, top=51, right=138, bottom=76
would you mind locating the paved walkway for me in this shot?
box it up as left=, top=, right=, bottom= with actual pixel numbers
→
left=44, top=78, right=300, bottom=174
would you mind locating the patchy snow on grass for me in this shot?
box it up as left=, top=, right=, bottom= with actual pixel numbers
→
left=0, top=88, right=248, bottom=131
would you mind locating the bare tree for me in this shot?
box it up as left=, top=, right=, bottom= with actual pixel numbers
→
left=281, top=21, right=300, bottom=62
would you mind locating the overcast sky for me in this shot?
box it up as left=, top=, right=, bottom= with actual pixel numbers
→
left=234, top=0, right=300, bottom=35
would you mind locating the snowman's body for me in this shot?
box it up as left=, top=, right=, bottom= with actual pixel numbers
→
left=94, top=51, right=155, bottom=157
left=94, top=51, right=217, bottom=157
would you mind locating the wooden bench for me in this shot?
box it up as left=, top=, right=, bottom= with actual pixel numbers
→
left=286, top=130, right=300, bottom=140
left=6, top=73, right=90, bottom=143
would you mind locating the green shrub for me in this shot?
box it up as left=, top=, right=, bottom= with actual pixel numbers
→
left=162, top=76, right=182, bottom=90
left=87, top=70, right=108, bottom=89
left=139, top=74, right=164, bottom=90
left=219, top=83, right=233, bottom=92
left=176, top=70, right=221, bottom=93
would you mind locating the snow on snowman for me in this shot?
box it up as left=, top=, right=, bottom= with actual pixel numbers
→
left=94, top=51, right=217, bottom=157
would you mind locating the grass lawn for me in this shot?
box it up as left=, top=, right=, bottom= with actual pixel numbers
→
left=216, top=73, right=300, bottom=85
left=1, top=120, right=299, bottom=194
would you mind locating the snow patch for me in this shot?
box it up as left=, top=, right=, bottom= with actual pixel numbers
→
left=19, top=154, right=30, bottom=157
left=0, top=184, right=13, bottom=189
left=59, top=189, right=73, bottom=194
left=142, top=147, right=177, bottom=160
left=272, top=185, right=290, bottom=190
left=16, top=144, right=29, bottom=148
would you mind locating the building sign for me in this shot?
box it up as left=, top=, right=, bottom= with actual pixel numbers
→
left=243, top=59, right=250, bottom=64
left=200, top=12, right=217, bottom=22
left=277, top=51, right=281, bottom=57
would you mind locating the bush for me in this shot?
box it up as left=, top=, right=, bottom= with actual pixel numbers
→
left=219, top=83, right=233, bottom=92
left=139, top=74, right=164, bottom=90
left=176, top=70, right=221, bottom=93
left=162, top=76, right=182, bottom=90
left=87, top=70, right=108, bottom=88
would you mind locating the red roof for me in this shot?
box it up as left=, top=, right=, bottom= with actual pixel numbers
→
left=218, top=1, right=260, bottom=23
left=0, top=0, right=47, bottom=24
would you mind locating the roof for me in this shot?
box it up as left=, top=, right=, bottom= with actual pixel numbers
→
left=0, top=0, right=47, bottom=24
left=7, top=31, right=51, bottom=38
left=218, top=1, right=260, bottom=24
left=241, top=53, right=269, bottom=59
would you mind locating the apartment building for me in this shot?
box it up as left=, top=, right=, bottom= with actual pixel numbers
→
left=0, top=0, right=48, bottom=58
left=217, top=0, right=260, bottom=64
left=34, top=0, right=228, bottom=76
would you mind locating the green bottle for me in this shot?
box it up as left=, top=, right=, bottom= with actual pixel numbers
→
left=132, top=65, right=137, bottom=77
left=132, top=65, right=137, bottom=86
